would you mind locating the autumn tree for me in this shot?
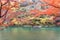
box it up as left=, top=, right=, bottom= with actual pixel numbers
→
left=0, top=0, right=19, bottom=25
left=40, top=0, right=60, bottom=16
left=29, top=0, right=60, bottom=17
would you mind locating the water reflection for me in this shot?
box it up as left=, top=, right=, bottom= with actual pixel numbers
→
left=0, top=27, right=60, bottom=40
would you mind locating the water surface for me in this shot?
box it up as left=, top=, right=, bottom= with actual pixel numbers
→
left=0, top=27, right=60, bottom=40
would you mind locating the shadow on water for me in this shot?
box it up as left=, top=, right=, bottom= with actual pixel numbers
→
left=0, top=26, right=60, bottom=40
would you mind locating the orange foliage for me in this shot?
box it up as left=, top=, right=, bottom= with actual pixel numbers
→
left=30, top=9, right=44, bottom=17
left=30, top=0, right=60, bottom=17
left=42, top=0, right=60, bottom=8
left=42, top=0, right=60, bottom=16
left=0, top=0, right=60, bottom=27
left=2, top=1, right=19, bottom=10
left=0, top=0, right=19, bottom=26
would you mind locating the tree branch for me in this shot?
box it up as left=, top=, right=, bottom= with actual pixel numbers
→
left=2, top=0, right=9, bottom=6
left=0, top=0, right=2, bottom=18
left=1, top=0, right=9, bottom=18
left=46, top=3, right=60, bottom=9
left=1, top=10, right=8, bottom=17
left=39, top=0, right=60, bottom=9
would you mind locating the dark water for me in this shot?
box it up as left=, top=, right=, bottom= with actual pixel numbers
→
left=0, top=27, right=60, bottom=40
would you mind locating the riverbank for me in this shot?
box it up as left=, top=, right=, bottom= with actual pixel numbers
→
left=0, top=25, right=59, bottom=31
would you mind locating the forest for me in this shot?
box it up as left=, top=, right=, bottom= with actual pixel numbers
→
left=0, top=0, right=60, bottom=28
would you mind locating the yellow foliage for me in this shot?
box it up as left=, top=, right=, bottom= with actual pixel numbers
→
left=10, top=1, right=15, bottom=6
left=11, top=7, right=17, bottom=12
left=40, top=18, right=48, bottom=24
left=11, top=18, right=21, bottom=25
left=11, top=18, right=17, bottom=22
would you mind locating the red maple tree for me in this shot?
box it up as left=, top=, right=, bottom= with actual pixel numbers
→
left=0, top=0, right=19, bottom=26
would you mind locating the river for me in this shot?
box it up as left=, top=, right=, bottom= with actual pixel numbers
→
left=0, top=27, right=60, bottom=40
